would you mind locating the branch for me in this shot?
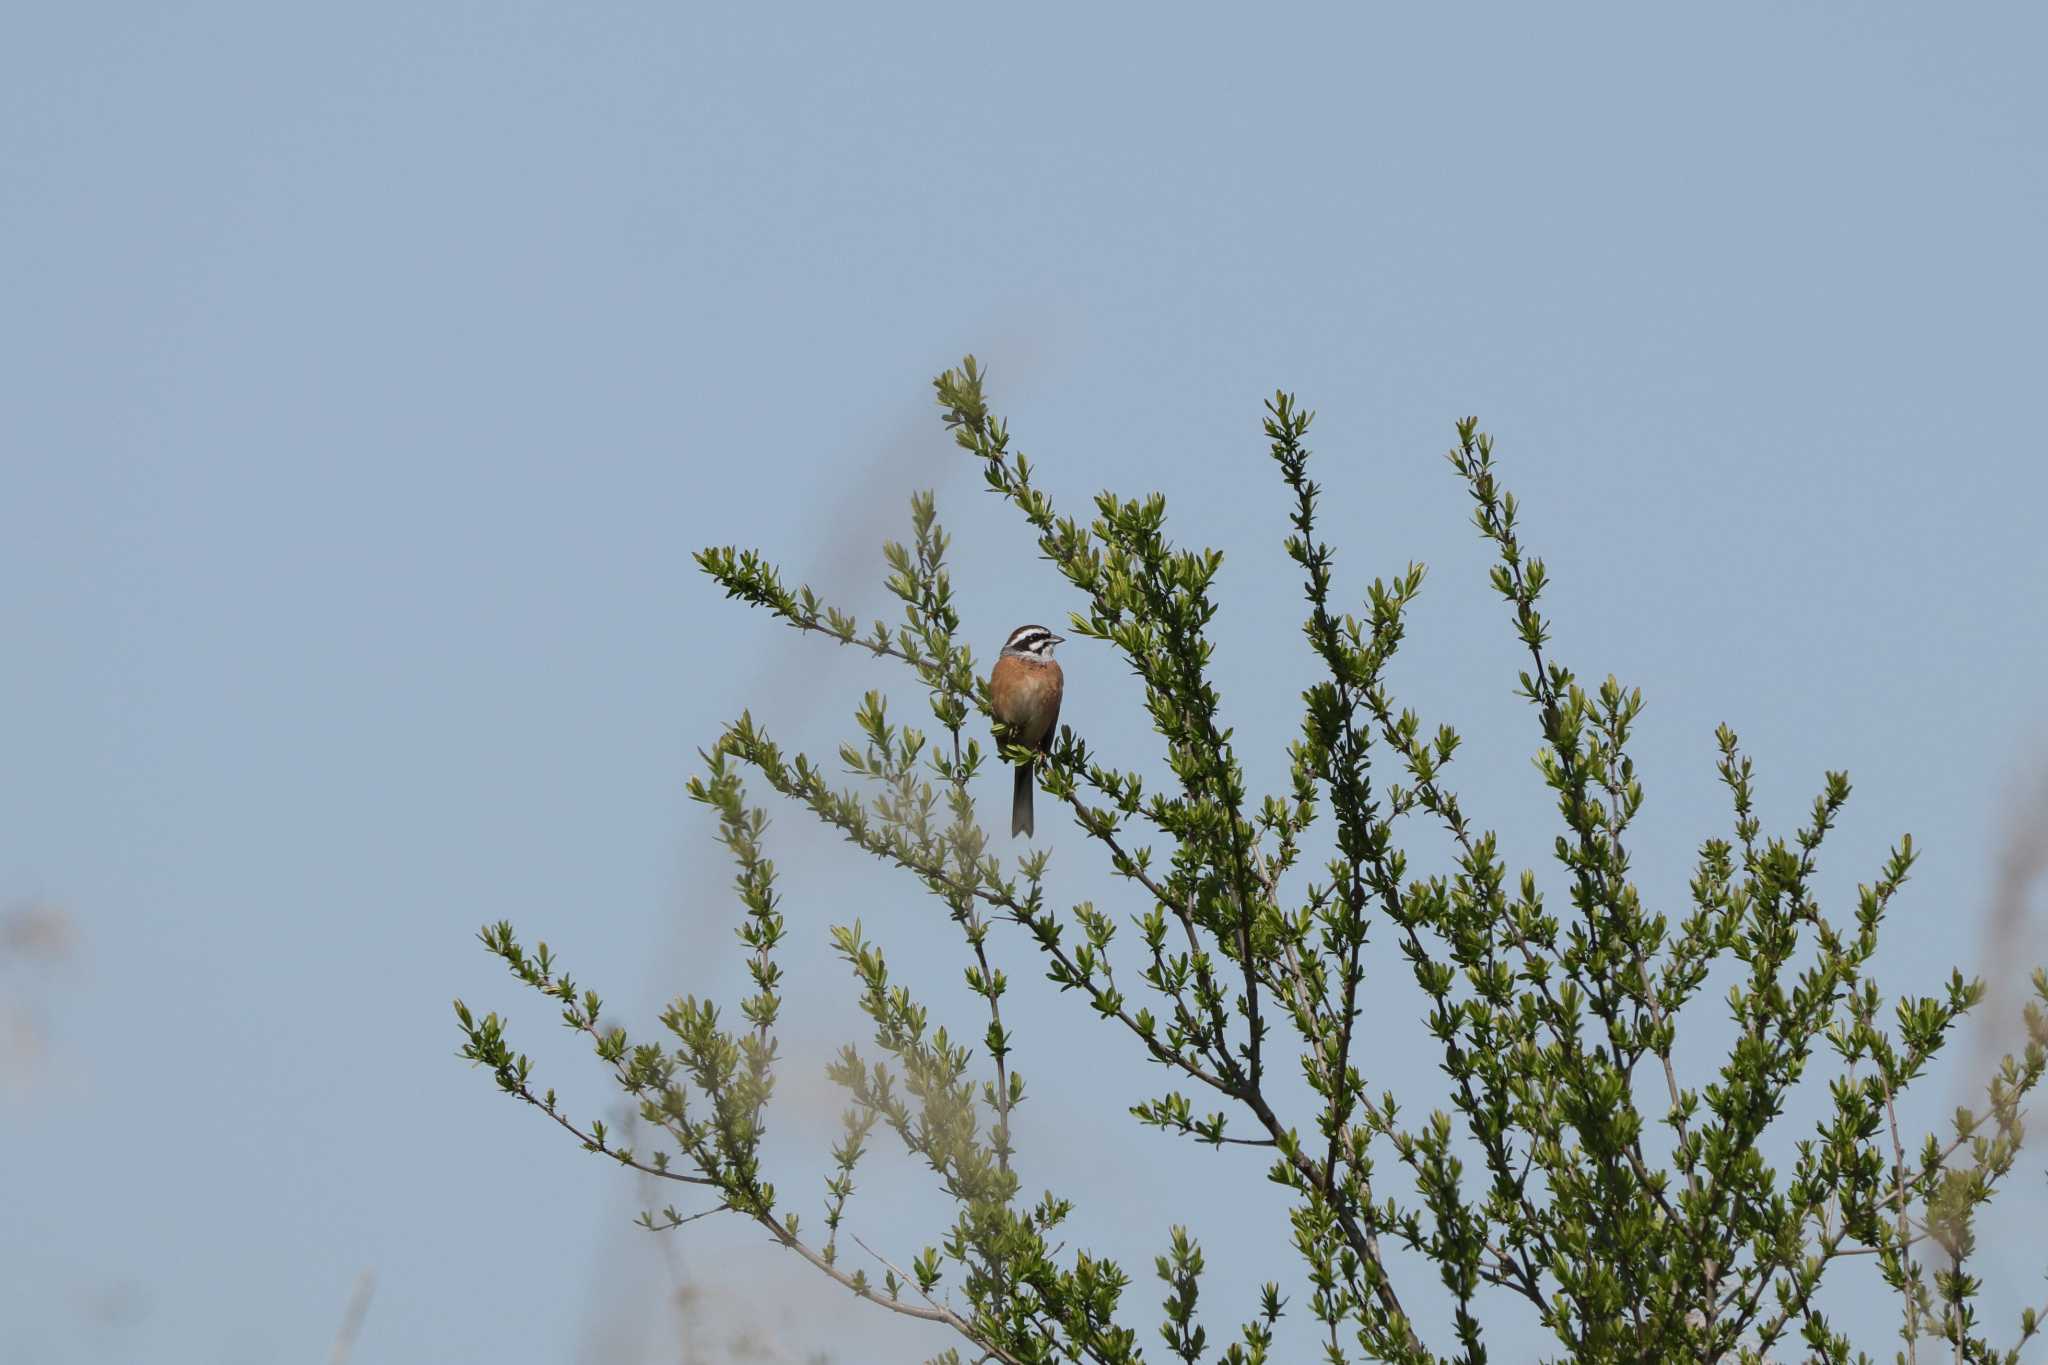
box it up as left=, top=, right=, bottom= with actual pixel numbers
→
left=326, top=1269, right=376, bottom=1365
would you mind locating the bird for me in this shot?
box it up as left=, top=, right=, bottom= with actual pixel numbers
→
left=988, top=623, right=1065, bottom=838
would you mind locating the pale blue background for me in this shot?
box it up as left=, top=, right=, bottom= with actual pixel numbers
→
left=4, top=4, right=2045, bottom=1361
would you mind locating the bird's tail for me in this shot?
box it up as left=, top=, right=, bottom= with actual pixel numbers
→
left=1012, top=762, right=1034, bottom=839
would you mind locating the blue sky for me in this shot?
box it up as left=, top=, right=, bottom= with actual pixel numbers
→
left=4, top=4, right=2045, bottom=1361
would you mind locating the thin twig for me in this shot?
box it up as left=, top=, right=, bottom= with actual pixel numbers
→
left=504, top=1078, right=716, bottom=1187
left=1883, top=1066, right=1920, bottom=1365
left=327, top=1269, right=376, bottom=1365
left=841, top=1230, right=1025, bottom=1365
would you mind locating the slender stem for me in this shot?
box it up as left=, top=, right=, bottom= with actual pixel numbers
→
left=764, top=1215, right=1015, bottom=1348
left=951, top=723, right=1015, bottom=1178
left=326, top=1269, right=376, bottom=1365
left=503, top=1076, right=717, bottom=1187
left=1883, top=1066, right=1921, bottom=1365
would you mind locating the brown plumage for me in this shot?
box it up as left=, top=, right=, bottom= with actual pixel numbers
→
left=989, top=623, right=1064, bottom=838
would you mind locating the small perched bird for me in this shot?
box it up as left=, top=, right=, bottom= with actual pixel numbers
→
left=988, top=623, right=1065, bottom=838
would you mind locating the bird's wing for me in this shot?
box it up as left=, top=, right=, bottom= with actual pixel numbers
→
left=1039, top=671, right=1063, bottom=752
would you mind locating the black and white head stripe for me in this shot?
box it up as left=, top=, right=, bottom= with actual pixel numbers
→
left=1002, top=624, right=1064, bottom=657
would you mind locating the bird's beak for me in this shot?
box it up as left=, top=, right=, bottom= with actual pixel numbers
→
left=1050, top=634, right=1067, bottom=645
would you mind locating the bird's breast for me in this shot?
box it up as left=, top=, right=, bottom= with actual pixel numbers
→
left=993, top=658, right=1063, bottom=747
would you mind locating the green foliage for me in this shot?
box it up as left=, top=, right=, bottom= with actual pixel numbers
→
left=456, top=357, right=2048, bottom=1364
